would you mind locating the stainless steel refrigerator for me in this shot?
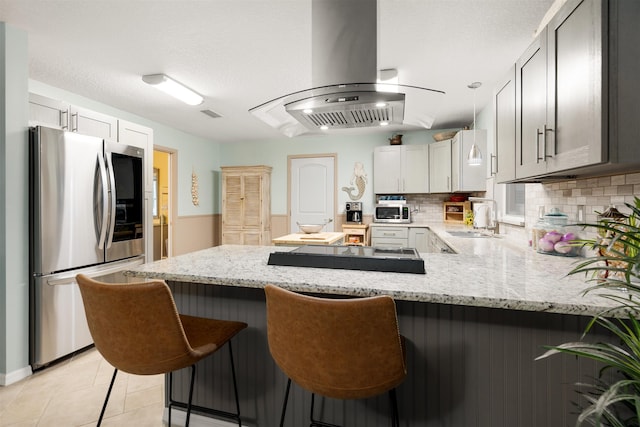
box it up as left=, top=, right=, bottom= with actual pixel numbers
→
left=29, top=126, right=146, bottom=369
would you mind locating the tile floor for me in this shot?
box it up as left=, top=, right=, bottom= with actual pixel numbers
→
left=0, top=347, right=165, bottom=426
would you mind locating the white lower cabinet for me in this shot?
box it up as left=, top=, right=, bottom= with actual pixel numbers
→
left=408, top=227, right=429, bottom=252
left=372, top=225, right=455, bottom=254
left=370, top=226, right=409, bottom=248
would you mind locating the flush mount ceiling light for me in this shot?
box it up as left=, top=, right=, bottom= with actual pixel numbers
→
left=467, top=81, right=483, bottom=166
left=142, top=74, right=204, bottom=106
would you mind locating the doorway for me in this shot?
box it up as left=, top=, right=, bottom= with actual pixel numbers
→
left=288, top=154, right=336, bottom=233
left=152, top=148, right=175, bottom=260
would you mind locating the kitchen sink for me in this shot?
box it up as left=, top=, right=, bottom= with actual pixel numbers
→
left=447, top=230, right=493, bottom=238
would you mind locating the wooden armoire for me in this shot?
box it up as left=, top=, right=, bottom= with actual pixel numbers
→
left=221, top=165, right=272, bottom=245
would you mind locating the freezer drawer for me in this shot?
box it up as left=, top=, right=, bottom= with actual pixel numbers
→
left=30, top=256, right=144, bottom=369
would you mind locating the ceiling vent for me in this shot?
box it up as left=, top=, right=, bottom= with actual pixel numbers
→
left=249, top=0, right=444, bottom=137
left=201, top=109, right=222, bottom=119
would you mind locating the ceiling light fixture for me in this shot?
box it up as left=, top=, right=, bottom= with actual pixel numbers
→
left=467, top=82, right=483, bottom=166
left=142, top=74, right=204, bottom=106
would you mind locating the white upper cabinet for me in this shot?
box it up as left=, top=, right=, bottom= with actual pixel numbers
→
left=512, top=0, right=640, bottom=181
left=428, top=131, right=486, bottom=193
left=373, top=145, right=429, bottom=194
left=29, top=93, right=70, bottom=130
left=428, top=139, right=451, bottom=193
left=373, top=145, right=402, bottom=194
left=403, top=145, right=430, bottom=193
left=451, top=130, right=486, bottom=192
left=69, top=106, right=118, bottom=140
left=118, top=119, right=154, bottom=193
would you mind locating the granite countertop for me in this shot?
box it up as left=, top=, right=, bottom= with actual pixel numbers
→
left=126, top=223, right=623, bottom=317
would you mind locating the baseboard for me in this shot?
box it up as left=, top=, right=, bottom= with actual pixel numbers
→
left=163, top=408, right=246, bottom=427
left=0, top=365, right=33, bottom=386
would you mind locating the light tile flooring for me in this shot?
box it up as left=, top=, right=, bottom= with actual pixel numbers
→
left=0, top=347, right=165, bottom=426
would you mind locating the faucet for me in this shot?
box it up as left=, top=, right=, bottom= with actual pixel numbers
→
left=468, top=197, right=498, bottom=233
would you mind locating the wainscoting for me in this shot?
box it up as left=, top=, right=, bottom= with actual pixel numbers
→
left=173, top=214, right=219, bottom=255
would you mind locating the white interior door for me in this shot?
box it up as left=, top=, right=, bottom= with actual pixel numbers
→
left=290, top=156, right=335, bottom=233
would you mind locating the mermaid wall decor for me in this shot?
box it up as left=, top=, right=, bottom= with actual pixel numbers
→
left=342, top=161, right=367, bottom=201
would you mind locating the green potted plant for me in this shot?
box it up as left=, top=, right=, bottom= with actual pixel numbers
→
left=537, top=197, right=640, bottom=426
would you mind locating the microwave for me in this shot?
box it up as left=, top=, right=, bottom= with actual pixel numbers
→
left=374, top=203, right=411, bottom=223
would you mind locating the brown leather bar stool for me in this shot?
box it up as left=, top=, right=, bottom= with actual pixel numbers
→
left=76, top=274, right=247, bottom=427
left=264, top=284, right=407, bottom=427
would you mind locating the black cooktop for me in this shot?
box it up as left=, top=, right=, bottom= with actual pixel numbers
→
left=268, top=245, right=425, bottom=274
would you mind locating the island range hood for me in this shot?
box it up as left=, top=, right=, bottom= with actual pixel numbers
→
left=249, top=0, right=445, bottom=137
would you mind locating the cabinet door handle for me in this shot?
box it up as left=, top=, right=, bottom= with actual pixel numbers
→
left=71, top=112, right=78, bottom=132
left=490, top=154, right=497, bottom=176
left=543, top=124, right=554, bottom=159
left=447, top=176, right=450, bottom=191
left=536, top=128, right=544, bottom=163
left=60, top=110, right=68, bottom=130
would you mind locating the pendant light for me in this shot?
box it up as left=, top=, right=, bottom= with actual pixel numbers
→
left=467, top=82, right=482, bottom=166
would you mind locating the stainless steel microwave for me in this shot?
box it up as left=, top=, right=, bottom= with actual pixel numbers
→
left=374, top=203, right=411, bottom=223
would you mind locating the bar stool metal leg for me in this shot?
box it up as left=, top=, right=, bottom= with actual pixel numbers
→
left=168, top=344, right=242, bottom=427
left=279, top=378, right=292, bottom=427
left=227, top=342, right=242, bottom=427
left=389, top=389, right=400, bottom=427
left=97, top=368, right=118, bottom=427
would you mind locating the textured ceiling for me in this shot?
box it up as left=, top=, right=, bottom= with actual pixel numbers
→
left=0, top=0, right=554, bottom=143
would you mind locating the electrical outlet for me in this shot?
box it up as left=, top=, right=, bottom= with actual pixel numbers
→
left=577, top=205, right=586, bottom=222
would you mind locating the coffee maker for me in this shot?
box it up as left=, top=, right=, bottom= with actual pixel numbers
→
left=345, top=202, right=363, bottom=224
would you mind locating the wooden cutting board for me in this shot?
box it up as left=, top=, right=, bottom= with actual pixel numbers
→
left=272, top=232, right=345, bottom=245
left=299, top=232, right=333, bottom=240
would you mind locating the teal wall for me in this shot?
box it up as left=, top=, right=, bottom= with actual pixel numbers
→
left=28, top=80, right=222, bottom=217
left=1, top=22, right=29, bottom=380
left=220, top=129, right=461, bottom=215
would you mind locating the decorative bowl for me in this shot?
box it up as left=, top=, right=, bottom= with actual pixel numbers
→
left=297, top=219, right=332, bottom=234
left=449, top=195, right=468, bottom=202
left=298, top=224, right=324, bottom=234
left=433, top=131, right=458, bottom=142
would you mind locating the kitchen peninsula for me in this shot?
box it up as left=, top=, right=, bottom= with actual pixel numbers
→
left=126, top=227, right=619, bottom=427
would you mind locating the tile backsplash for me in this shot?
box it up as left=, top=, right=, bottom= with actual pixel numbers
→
left=525, top=171, right=640, bottom=226
left=385, top=171, right=639, bottom=247
left=405, top=193, right=483, bottom=224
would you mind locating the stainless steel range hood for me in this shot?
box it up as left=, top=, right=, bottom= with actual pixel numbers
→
left=249, top=0, right=445, bottom=137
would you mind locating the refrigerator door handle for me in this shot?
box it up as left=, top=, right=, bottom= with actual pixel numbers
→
left=105, top=151, right=117, bottom=249
left=46, top=256, right=145, bottom=286
left=96, top=152, right=109, bottom=249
